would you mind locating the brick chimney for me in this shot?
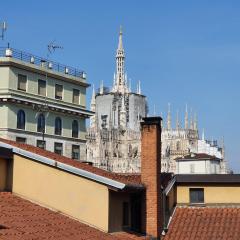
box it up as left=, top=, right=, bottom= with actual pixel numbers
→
left=141, top=117, right=162, bottom=239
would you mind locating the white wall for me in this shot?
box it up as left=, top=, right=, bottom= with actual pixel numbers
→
left=177, top=160, right=220, bottom=174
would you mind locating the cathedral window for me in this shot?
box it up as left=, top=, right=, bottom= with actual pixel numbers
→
left=72, top=120, right=79, bottom=138
left=17, top=110, right=25, bottom=130
left=55, top=117, right=62, bottom=135
left=176, top=141, right=180, bottom=151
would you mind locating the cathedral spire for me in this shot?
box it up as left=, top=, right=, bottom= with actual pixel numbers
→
left=112, top=26, right=128, bottom=94
left=221, top=136, right=225, bottom=159
left=118, top=25, right=123, bottom=50
left=202, top=128, right=205, bottom=140
left=194, top=112, right=198, bottom=130
left=184, top=104, right=188, bottom=129
left=90, top=84, right=96, bottom=110
left=90, top=85, right=96, bottom=128
left=167, top=103, right=171, bottom=130
left=100, top=80, right=104, bottom=94
left=137, top=80, right=141, bottom=94
left=190, top=108, right=194, bottom=130
left=176, top=109, right=180, bottom=130
left=129, top=78, right=131, bottom=92
left=120, top=95, right=127, bottom=127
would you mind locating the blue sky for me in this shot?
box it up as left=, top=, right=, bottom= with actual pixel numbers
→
left=1, top=0, right=240, bottom=171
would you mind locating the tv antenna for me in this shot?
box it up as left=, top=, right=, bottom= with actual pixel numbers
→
left=47, top=40, right=63, bottom=58
left=0, top=21, right=7, bottom=40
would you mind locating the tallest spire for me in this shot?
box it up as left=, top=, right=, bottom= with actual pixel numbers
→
left=118, top=25, right=123, bottom=50
left=112, top=26, right=128, bottom=94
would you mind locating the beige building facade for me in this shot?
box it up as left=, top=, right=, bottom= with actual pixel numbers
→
left=0, top=47, right=93, bottom=160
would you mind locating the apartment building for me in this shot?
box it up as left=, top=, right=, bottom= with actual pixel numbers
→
left=0, top=47, right=93, bottom=160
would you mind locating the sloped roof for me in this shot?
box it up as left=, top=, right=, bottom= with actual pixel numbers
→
left=175, top=153, right=221, bottom=161
left=164, top=206, right=240, bottom=240
left=0, top=138, right=142, bottom=189
left=175, top=174, right=240, bottom=183
left=0, top=192, right=146, bottom=240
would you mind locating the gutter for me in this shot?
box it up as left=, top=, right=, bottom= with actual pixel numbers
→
left=164, top=176, right=176, bottom=195
left=0, top=142, right=126, bottom=190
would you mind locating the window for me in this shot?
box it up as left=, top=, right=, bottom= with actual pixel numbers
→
left=17, top=110, right=25, bottom=129
left=37, top=113, right=45, bottom=133
left=122, top=202, right=129, bottom=226
left=72, top=120, right=79, bottom=138
left=18, top=74, right=27, bottom=91
left=55, top=84, right=63, bottom=100
left=37, top=140, right=46, bottom=149
left=190, top=188, right=204, bottom=204
left=72, top=145, right=80, bottom=160
left=54, top=142, right=63, bottom=155
left=16, top=137, right=26, bottom=144
left=38, top=79, right=46, bottom=96
left=55, top=117, right=62, bottom=135
left=176, top=141, right=180, bottom=151
left=72, top=89, right=80, bottom=104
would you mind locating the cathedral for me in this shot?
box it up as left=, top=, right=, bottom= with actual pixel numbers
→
left=86, top=27, right=147, bottom=173
left=86, top=28, right=228, bottom=174
left=161, top=104, right=227, bottom=173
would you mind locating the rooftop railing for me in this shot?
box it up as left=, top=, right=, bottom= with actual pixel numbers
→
left=0, top=47, right=86, bottom=79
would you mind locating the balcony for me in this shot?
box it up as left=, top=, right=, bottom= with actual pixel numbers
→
left=0, top=47, right=86, bottom=79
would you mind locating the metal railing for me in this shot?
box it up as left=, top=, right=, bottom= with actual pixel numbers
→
left=0, top=47, right=86, bottom=79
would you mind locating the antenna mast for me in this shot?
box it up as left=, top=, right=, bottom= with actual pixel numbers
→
left=0, top=21, right=7, bottom=40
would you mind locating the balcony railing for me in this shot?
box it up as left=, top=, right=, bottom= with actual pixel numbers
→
left=0, top=47, right=86, bottom=79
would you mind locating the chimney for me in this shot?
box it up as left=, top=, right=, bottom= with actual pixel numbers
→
left=141, top=117, right=162, bottom=239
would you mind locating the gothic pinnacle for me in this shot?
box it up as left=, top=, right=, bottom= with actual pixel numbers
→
left=185, top=104, right=188, bottom=129
left=167, top=103, right=171, bottom=130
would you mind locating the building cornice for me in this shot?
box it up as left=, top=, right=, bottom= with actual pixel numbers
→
left=0, top=128, right=87, bottom=143
left=0, top=57, right=90, bottom=88
left=0, top=90, right=94, bottom=118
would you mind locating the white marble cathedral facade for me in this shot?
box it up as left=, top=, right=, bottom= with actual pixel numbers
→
left=161, top=104, right=228, bottom=173
left=87, top=28, right=228, bottom=174
left=86, top=28, right=147, bottom=173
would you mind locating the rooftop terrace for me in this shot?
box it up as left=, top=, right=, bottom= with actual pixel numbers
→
left=0, top=47, right=86, bottom=79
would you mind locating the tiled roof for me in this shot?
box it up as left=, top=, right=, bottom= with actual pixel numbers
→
left=175, top=174, right=240, bottom=183
left=175, top=153, right=221, bottom=161
left=0, top=138, right=142, bottom=187
left=0, top=192, right=146, bottom=240
left=164, top=206, right=240, bottom=240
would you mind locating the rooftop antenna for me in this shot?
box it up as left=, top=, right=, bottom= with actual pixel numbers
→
left=47, top=40, right=63, bottom=58
left=0, top=21, right=7, bottom=40
left=35, top=40, right=63, bottom=146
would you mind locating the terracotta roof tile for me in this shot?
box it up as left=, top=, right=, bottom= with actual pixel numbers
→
left=164, top=206, right=240, bottom=240
left=0, top=138, right=142, bottom=186
left=0, top=192, right=145, bottom=240
left=175, top=153, right=221, bottom=161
